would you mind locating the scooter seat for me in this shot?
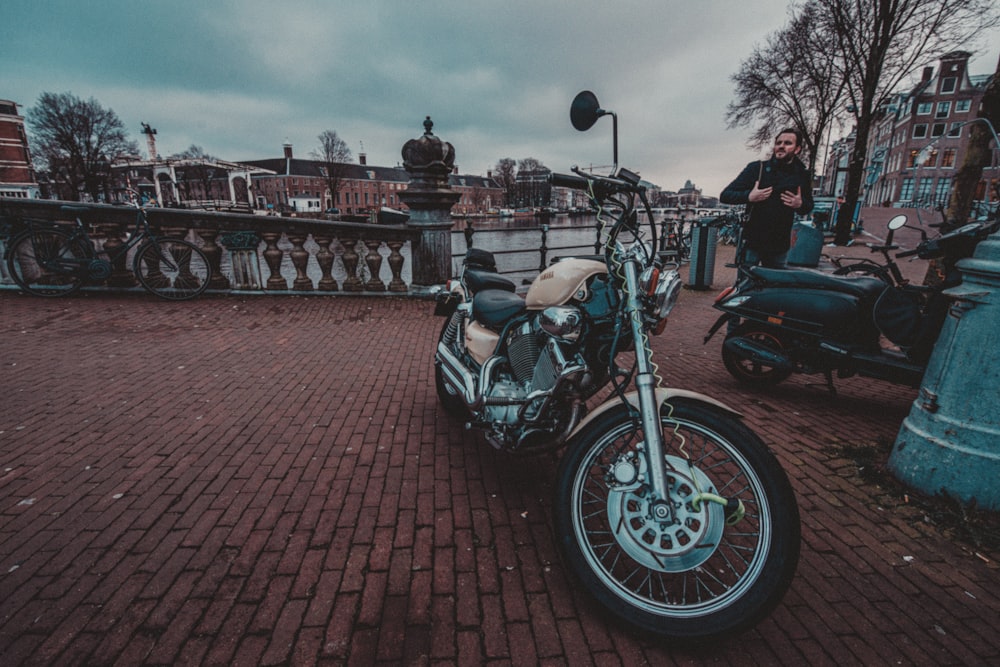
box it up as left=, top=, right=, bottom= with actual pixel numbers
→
left=465, top=268, right=517, bottom=293
left=750, top=266, right=886, bottom=299
left=473, top=290, right=526, bottom=328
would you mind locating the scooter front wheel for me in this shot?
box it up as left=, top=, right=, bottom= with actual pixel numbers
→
left=553, top=399, right=800, bottom=642
left=722, top=323, right=794, bottom=386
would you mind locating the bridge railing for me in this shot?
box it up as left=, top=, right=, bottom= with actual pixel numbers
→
left=0, top=198, right=422, bottom=295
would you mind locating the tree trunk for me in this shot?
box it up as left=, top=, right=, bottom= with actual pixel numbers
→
left=945, top=55, right=1000, bottom=227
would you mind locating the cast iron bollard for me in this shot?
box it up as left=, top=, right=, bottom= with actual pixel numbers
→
left=889, top=231, right=1000, bottom=510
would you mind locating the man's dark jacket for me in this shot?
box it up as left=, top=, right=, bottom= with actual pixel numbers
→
left=720, top=157, right=813, bottom=255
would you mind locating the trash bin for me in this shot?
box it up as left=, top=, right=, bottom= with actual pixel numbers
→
left=787, top=221, right=823, bottom=267
left=688, top=218, right=718, bottom=290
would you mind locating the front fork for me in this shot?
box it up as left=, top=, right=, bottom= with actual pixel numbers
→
left=620, top=260, right=672, bottom=511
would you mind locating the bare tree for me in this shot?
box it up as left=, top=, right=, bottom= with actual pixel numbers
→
left=813, top=0, right=1000, bottom=244
left=493, top=158, right=517, bottom=206
left=727, top=3, right=848, bottom=176
left=311, top=130, right=353, bottom=210
left=27, top=92, right=138, bottom=201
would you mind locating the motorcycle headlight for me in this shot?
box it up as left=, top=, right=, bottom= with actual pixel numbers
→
left=652, top=268, right=683, bottom=319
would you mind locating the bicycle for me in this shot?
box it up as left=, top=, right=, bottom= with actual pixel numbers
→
left=5, top=194, right=211, bottom=300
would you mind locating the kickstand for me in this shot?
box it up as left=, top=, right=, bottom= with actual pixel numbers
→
left=823, top=370, right=837, bottom=397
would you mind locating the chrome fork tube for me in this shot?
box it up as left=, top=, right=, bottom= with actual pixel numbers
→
left=620, top=259, right=670, bottom=501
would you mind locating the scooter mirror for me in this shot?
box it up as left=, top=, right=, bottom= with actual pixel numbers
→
left=570, top=91, right=605, bottom=131
left=887, top=214, right=907, bottom=231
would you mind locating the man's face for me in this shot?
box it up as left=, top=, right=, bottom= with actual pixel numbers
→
left=773, top=132, right=802, bottom=162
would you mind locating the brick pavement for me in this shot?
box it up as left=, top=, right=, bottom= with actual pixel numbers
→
left=1, top=241, right=998, bottom=665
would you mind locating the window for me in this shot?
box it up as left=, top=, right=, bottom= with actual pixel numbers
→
left=956, top=99, right=971, bottom=113
left=931, top=123, right=946, bottom=138
left=934, top=178, right=951, bottom=204
left=935, top=101, right=951, bottom=118
left=912, top=124, right=927, bottom=139
left=916, top=178, right=933, bottom=203
left=899, top=177, right=914, bottom=201
left=940, top=77, right=957, bottom=94
left=941, top=149, right=956, bottom=168
left=917, top=102, right=932, bottom=115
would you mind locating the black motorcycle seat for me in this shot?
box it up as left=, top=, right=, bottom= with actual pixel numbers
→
left=465, top=268, right=516, bottom=293
left=750, top=266, right=886, bottom=299
left=472, top=289, right=526, bottom=328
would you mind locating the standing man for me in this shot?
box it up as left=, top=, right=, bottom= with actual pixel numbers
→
left=721, top=128, right=813, bottom=268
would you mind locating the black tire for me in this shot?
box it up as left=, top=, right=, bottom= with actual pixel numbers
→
left=6, top=228, right=90, bottom=297
left=134, top=238, right=211, bottom=300
left=722, top=323, right=794, bottom=387
left=554, top=399, right=800, bottom=642
left=435, top=311, right=470, bottom=417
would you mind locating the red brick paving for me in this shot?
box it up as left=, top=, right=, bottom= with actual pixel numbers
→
left=1, top=239, right=998, bottom=665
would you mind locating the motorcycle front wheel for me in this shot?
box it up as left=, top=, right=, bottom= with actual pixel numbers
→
left=554, top=399, right=800, bottom=642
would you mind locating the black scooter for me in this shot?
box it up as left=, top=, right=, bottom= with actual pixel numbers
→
left=704, top=213, right=997, bottom=394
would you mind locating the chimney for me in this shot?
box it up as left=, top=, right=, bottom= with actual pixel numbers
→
left=359, top=153, right=367, bottom=165
left=922, top=67, right=933, bottom=82
left=283, top=142, right=293, bottom=159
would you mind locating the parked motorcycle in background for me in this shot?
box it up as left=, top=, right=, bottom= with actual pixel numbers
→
left=705, top=208, right=1000, bottom=393
left=432, top=91, right=800, bottom=642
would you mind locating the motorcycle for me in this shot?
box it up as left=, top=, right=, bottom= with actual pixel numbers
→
left=433, top=91, right=800, bottom=642
left=705, top=212, right=999, bottom=393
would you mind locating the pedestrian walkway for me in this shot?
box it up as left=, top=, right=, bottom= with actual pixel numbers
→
left=1, top=246, right=997, bottom=665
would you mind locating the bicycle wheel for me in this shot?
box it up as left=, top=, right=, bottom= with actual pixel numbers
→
left=6, top=228, right=91, bottom=296
left=134, top=238, right=211, bottom=300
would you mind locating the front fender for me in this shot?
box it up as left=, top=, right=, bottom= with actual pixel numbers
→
left=567, top=387, right=742, bottom=441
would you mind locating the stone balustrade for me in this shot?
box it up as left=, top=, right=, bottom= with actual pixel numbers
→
left=0, top=198, right=422, bottom=295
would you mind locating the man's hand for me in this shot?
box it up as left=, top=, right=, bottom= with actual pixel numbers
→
left=748, top=181, right=772, bottom=203
left=780, top=187, right=803, bottom=210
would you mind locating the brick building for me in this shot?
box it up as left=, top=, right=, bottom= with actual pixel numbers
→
left=828, top=51, right=998, bottom=211
left=0, top=99, right=40, bottom=198
left=244, top=144, right=502, bottom=217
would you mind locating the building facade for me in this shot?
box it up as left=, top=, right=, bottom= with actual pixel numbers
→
left=243, top=144, right=503, bottom=217
left=0, top=99, right=40, bottom=198
left=825, top=51, right=997, bottom=211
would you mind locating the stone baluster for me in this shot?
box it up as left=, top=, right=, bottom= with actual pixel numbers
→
left=288, top=233, right=313, bottom=291
left=364, top=239, right=386, bottom=291
left=261, top=231, right=287, bottom=290
left=97, top=222, right=138, bottom=287
left=387, top=241, right=407, bottom=292
left=195, top=229, right=229, bottom=290
left=314, top=234, right=338, bottom=291
left=341, top=238, right=363, bottom=292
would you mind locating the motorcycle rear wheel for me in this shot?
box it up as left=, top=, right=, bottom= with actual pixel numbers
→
left=722, top=323, right=794, bottom=386
left=554, top=399, right=800, bottom=642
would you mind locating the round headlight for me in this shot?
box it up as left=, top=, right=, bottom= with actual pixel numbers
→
left=654, top=269, right=683, bottom=318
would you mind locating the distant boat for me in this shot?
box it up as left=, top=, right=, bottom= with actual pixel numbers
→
left=377, top=207, right=410, bottom=224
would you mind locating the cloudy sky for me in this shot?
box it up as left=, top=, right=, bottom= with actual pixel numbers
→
left=4, top=1, right=998, bottom=196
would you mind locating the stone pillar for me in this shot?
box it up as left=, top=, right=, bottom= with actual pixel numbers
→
left=398, top=116, right=460, bottom=290
left=889, top=231, right=1000, bottom=510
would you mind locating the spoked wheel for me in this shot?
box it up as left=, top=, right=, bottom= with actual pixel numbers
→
left=722, top=323, right=794, bottom=386
left=554, top=399, right=800, bottom=642
left=6, top=229, right=91, bottom=296
left=134, top=238, right=211, bottom=300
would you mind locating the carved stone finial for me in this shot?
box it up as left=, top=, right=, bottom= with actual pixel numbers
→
left=401, top=116, right=455, bottom=177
